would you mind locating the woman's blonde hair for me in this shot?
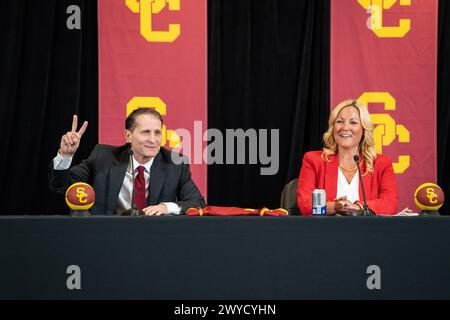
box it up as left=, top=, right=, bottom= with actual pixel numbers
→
left=322, top=99, right=377, bottom=174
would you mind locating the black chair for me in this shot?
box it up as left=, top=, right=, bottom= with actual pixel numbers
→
left=280, top=178, right=300, bottom=215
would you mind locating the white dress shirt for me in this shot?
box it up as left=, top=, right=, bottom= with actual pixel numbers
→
left=53, top=152, right=181, bottom=215
left=335, top=167, right=360, bottom=203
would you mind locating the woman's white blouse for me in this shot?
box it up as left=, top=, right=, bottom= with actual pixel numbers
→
left=335, top=168, right=360, bottom=203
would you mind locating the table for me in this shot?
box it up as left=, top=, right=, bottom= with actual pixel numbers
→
left=1, top=215, right=449, bottom=299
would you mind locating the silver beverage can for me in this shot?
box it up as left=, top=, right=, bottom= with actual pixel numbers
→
left=312, top=189, right=326, bottom=215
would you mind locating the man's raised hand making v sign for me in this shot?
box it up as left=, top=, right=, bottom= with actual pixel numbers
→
left=59, top=115, right=88, bottom=157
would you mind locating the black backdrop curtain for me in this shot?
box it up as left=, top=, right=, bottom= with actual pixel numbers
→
left=0, top=0, right=449, bottom=214
left=438, top=0, right=450, bottom=214
left=0, top=0, right=98, bottom=213
left=207, top=0, right=329, bottom=208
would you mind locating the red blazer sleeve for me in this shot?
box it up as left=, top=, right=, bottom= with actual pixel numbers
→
left=364, top=156, right=398, bottom=215
left=297, top=152, right=317, bottom=216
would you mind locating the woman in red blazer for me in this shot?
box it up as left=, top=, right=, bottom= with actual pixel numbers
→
left=297, top=100, right=398, bottom=215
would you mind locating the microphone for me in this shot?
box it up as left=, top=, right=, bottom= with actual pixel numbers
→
left=121, top=147, right=145, bottom=216
left=354, top=155, right=375, bottom=216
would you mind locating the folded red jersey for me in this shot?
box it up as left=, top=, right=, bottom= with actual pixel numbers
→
left=186, top=206, right=288, bottom=216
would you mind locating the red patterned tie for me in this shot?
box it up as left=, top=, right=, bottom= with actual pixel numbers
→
left=134, top=165, right=146, bottom=209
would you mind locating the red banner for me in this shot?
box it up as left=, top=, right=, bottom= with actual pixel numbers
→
left=331, top=0, right=438, bottom=211
left=98, top=0, right=207, bottom=198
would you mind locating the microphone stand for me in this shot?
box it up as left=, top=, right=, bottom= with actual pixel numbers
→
left=121, top=148, right=145, bottom=216
left=354, top=155, right=375, bottom=216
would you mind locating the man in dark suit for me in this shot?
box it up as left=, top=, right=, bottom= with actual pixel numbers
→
left=49, top=108, right=205, bottom=215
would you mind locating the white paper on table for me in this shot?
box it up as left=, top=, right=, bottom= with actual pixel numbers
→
left=377, top=208, right=419, bottom=216
left=394, top=207, right=419, bottom=216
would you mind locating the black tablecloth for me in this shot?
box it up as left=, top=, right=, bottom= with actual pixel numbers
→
left=1, top=215, right=449, bottom=299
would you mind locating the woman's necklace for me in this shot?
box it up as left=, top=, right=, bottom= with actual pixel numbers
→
left=339, top=161, right=357, bottom=172
left=338, top=157, right=361, bottom=172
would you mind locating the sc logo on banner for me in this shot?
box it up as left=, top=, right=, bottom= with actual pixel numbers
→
left=358, top=0, right=411, bottom=38
left=358, top=92, right=410, bottom=174
left=126, top=0, right=181, bottom=42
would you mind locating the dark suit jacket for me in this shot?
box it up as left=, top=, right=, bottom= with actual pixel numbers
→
left=49, top=144, right=206, bottom=215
